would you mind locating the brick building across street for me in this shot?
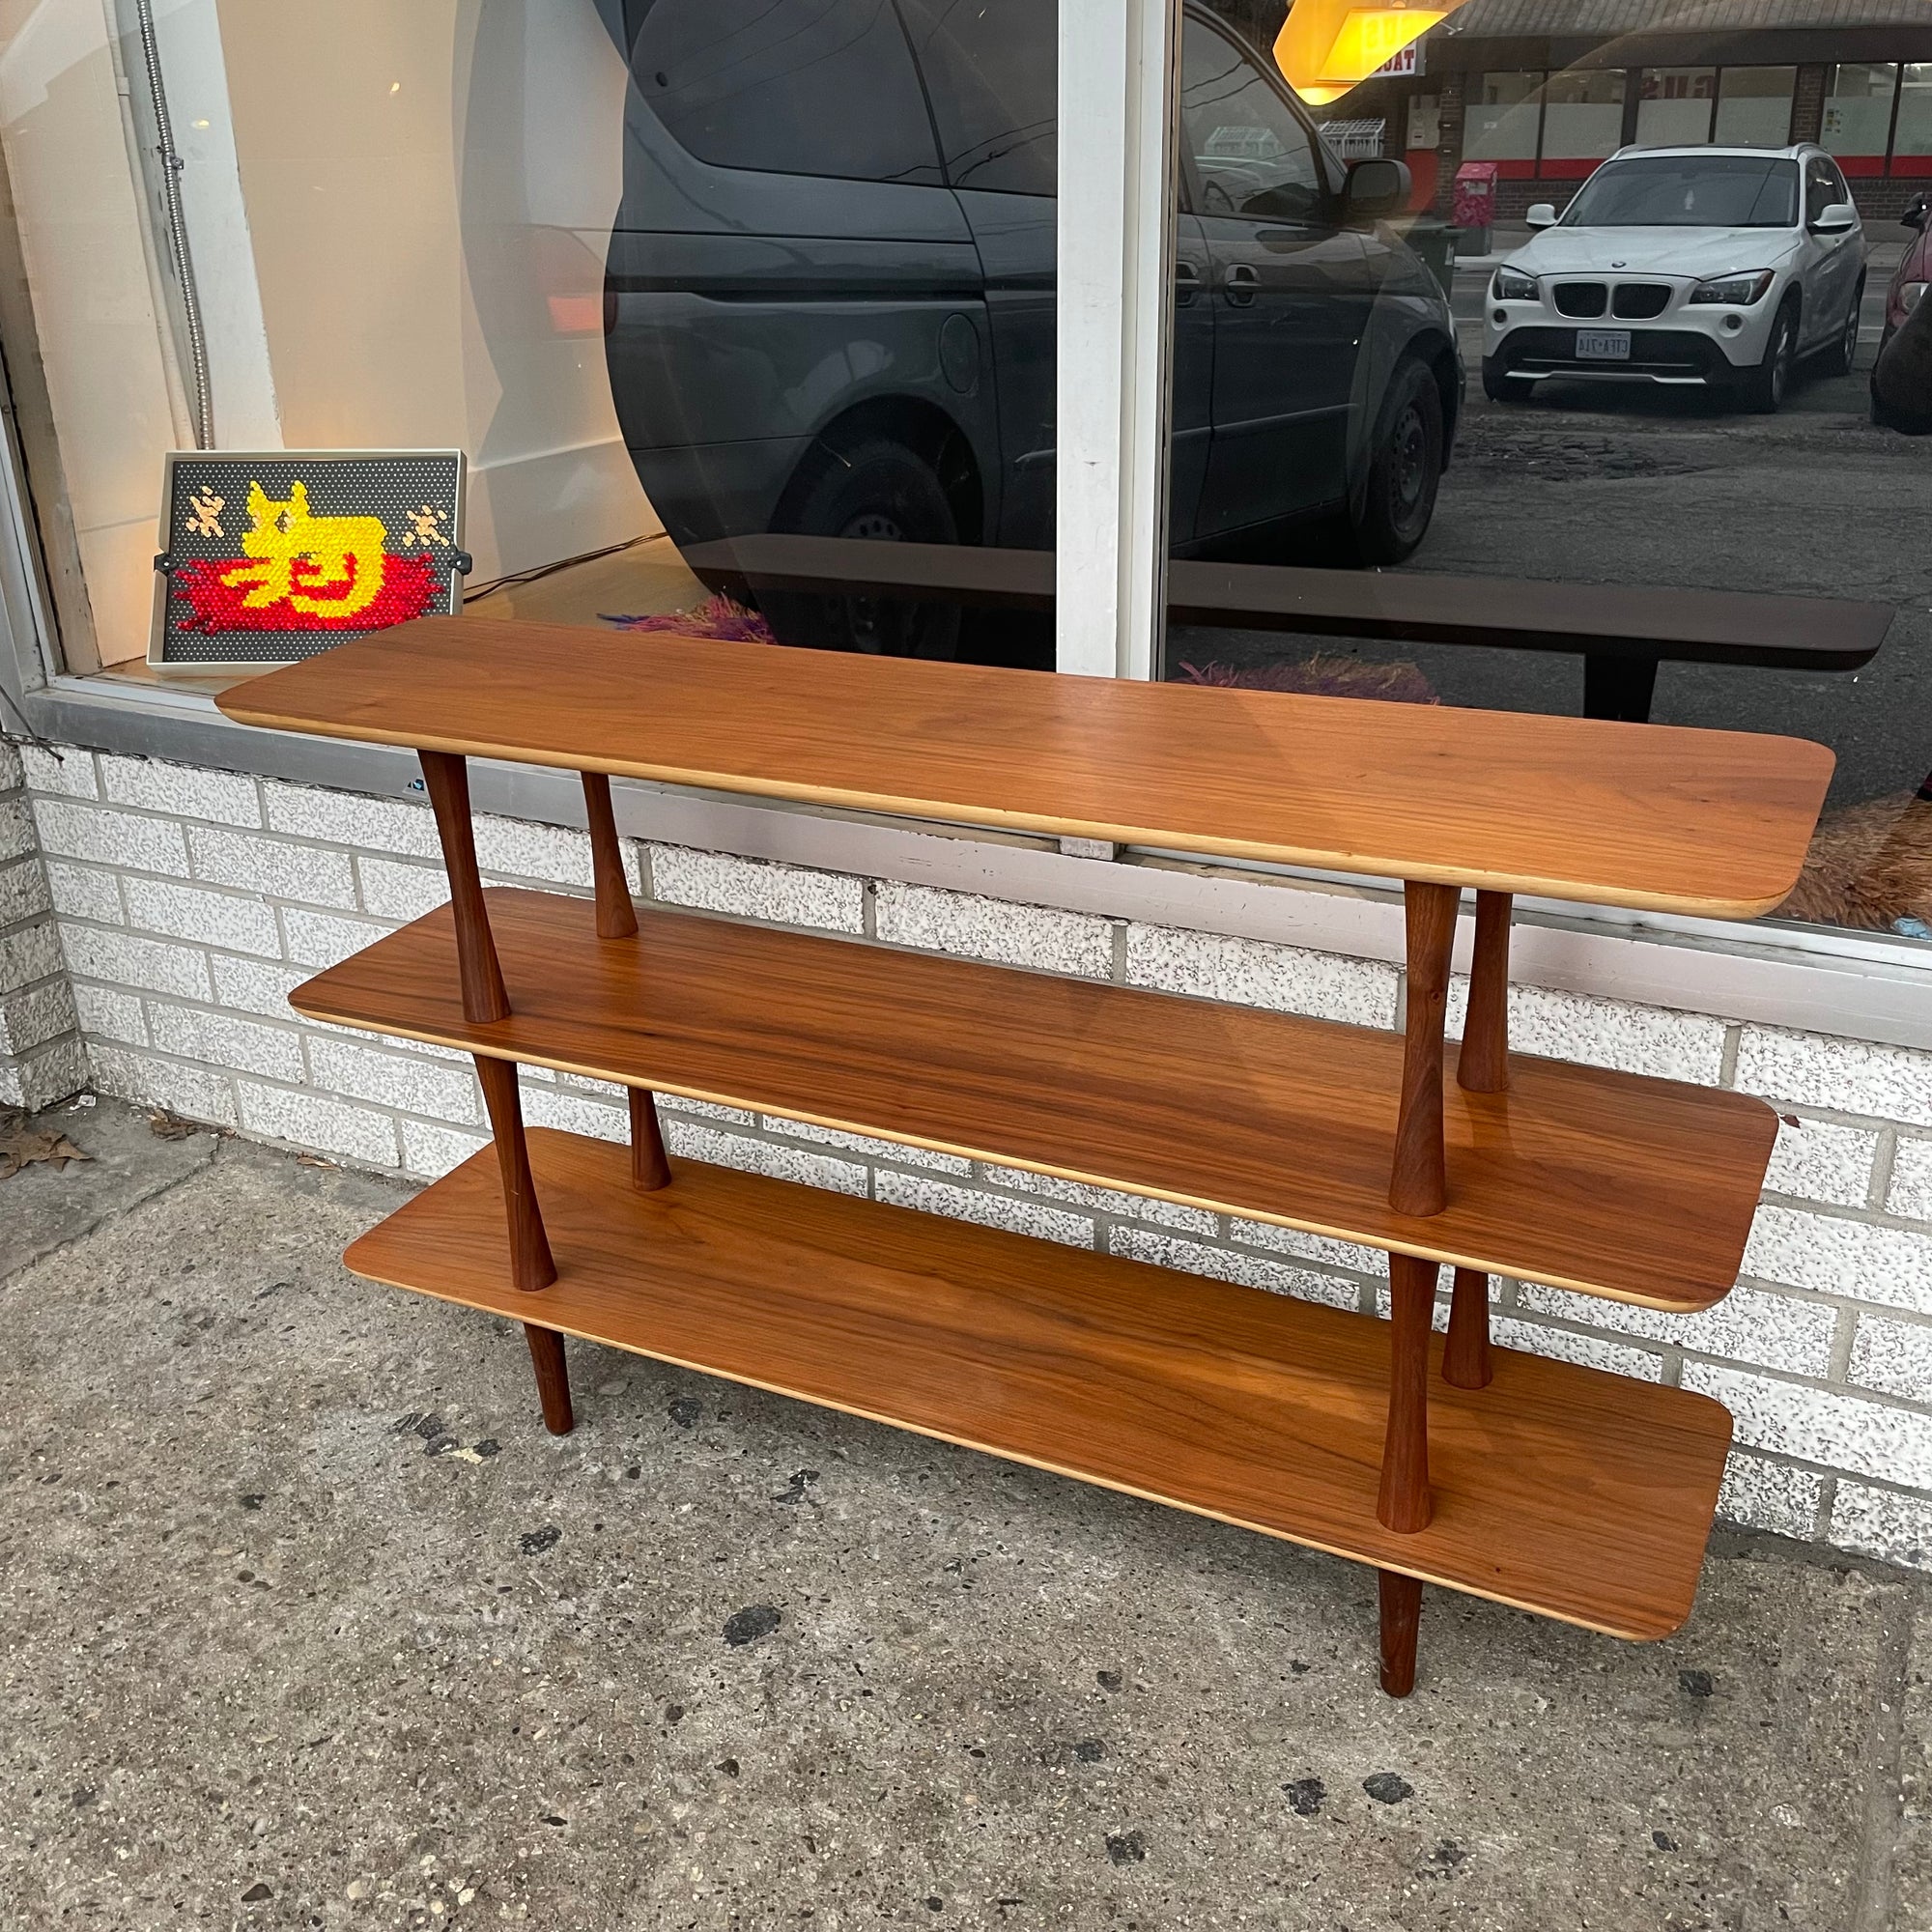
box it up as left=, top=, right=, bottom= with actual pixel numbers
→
left=1280, top=0, right=1932, bottom=222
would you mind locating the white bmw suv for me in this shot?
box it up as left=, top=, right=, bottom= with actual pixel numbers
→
left=1482, top=144, right=1865, bottom=412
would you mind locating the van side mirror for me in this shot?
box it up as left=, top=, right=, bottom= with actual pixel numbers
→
left=1811, top=200, right=1859, bottom=234
left=1907, top=197, right=1930, bottom=232
left=1345, top=156, right=1409, bottom=220
left=1525, top=202, right=1558, bottom=229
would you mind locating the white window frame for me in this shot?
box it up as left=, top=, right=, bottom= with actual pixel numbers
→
left=1056, top=0, right=1178, bottom=681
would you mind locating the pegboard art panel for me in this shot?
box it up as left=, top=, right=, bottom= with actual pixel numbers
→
left=149, top=450, right=466, bottom=668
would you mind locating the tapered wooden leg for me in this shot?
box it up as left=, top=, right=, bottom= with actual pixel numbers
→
left=1378, top=1252, right=1437, bottom=1533
left=1442, top=1266, right=1493, bottom=1389
left=1457, top=891, right=1512, bottom=1094
left=1390, top=881, right=1458, bottom=1217
left=476, top=1055, right=556, bottom=1292
left=582, top=771, right=639, bottom=940
left=1378, top=1570, right=1423, bottom=1697
left=524, top=1323, right=574, bottom=1435
left=630, top=1087, right=670, bottom=1191
left=419, top=750, right=510, bottom=1023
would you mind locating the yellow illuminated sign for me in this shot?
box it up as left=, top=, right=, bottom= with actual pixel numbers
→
left=1273, top=0, right=1469, bottom=105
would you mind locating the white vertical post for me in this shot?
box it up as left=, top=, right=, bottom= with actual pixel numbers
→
left=1056, top=0, right=1178, bottom=682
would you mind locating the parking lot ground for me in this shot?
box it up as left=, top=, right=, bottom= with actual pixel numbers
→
left=1177, top=237, right=1932, bottom=817
left=2, top=1095, right=1930, bottom=1930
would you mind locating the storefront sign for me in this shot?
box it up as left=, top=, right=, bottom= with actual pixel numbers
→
left=1276, top=0, right=1463, bottom=104
left=148, top=450, right=467, bottom=669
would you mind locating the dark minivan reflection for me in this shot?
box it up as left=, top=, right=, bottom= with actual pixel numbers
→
left=605, top=0, right=1463, bottom=655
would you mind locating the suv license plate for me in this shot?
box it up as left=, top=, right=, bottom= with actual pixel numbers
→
left=1576, top=329, right=1632, bottom=360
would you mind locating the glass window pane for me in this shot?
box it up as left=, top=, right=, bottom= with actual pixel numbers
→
left=0, top=0, right=1058, bottom=677
left=1565, top=152, right=1799, bottom=227
left=633, top=0, right=942, bottom=185
left=1182, top=22, right=1325, bottom=223
left=1465, top=71, right=1542, bottom=162
left=1822, top=63, right=1897, bottom=163
left=1155, top=14, right=1931, bottom=951
left=1713, top=67, right=1795, bottom=149
left=1541, top=70, right=1625, bottom=166
left=1893, top=64, right=1932, bottom=164
left=1636, top=69, right=1716, bottom=148
left=897, top=0, right=1057, bottom=196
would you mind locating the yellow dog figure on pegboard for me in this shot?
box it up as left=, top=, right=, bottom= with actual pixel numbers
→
left=225, top=479, right=389, bottom=619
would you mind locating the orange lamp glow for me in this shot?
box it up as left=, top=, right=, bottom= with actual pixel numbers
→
left=1273, top=0, right=1467, bottom=105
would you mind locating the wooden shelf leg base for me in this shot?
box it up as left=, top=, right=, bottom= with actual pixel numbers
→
left=419, top=750, right=510, bottom=1024
left=1389, top=881, right=1458, bottom=1217
left=1442, top=1266, right=1493, bottom=1389
left=524, top=1323, right=575, bottom=1435
left=630, top=1087, right=671, bottom=1191
left=1457, top=891, right=1512, bottom=1094
left=1378, top=1570, right=1423, bottom=1697
left=582, top=772, right=639, bottom=940
left=1378, top=1252, right=1438, bottom=1533
left=476, top=1056, right=557, bottom=1292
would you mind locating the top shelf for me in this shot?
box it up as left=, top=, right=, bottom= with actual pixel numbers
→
left=220, top=615, right=1833, bottom=918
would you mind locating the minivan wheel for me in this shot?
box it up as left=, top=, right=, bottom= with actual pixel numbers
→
left=761, top=437, right=961, bottom=659
left=1351, top=358, right=1444, bottom=566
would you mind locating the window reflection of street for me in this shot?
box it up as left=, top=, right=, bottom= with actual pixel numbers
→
left=1174, top=214, right=1932, bottom=939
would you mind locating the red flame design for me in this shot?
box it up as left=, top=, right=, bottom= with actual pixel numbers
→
left=175, top=552, right=438, bottom=634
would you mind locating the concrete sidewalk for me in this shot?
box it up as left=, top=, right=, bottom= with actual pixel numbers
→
left=1, top=1097, right=1927, bottom=1931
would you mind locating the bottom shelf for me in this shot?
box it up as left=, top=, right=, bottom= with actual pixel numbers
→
left=347, top=1129, right=1732, bottom=1641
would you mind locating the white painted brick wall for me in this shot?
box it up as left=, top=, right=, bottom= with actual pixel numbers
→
left=0, top=854, right=51, bottom=926
left=0, top=742, right=84, bottom=1110
left=876, top=881, right=1109, bottom=975
left=1448, top=980, right=1727, bottom=1084
left=16, top=742, right=1932, bottom=1570
left=1736, top=1026, right=1932, bottom=1129
left=1125, top=922, right=1397, bottom=1026
left=652, top=844, right=862, bottom=933
left=1889, top=1136, right=1932, bottom=1221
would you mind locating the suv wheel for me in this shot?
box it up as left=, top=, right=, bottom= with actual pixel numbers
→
left=1741, top=298, right=1799, bottom=413
left=1481, top=357, right=1535, bottom=405
left=1820, top=276, right=1864, bottom=378
left=1351, top=357, right=1443, bottom=565
left=761, top=436, right=962, bottom=659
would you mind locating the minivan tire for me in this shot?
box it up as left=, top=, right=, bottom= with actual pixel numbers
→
left=1351, top=357, right=1443, bottom=565
left=760, top=436, right=962, bottom=659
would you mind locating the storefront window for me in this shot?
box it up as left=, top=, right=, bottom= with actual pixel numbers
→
left=1636, top=68, right=1717, bottom=148
left=1892, top=63, right=1932, bottom=174
left=0, top=0, right=1061, bottom=677
left=1151, top=13, right=1932, bottom=952
left=1464, top=71, right=1543, bottom=165
left=1539, top=71, right=1626, bottom=175
left=7, top=1, right=1932, bottom=957
left=1823, top=62, right=1899, bottom=173
left=1713, top=66, right=1796, bottom=149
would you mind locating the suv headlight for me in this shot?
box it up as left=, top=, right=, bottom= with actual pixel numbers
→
left=1902, top=281, right=1928, bottom=314
left=1689, top=270, right=1776, bottom=306
left=1492, top=269, right=1537, bottom=300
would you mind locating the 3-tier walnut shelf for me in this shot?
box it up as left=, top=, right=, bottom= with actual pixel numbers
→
left=220, top=617, right=1834, bottom=1696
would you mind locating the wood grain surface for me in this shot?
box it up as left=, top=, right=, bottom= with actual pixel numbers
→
left=344, top=1129, right=1733, bottom=1638
left=296, top=892, right=1779, bottom=1310
left=217, top=616, right=1833, bottom=915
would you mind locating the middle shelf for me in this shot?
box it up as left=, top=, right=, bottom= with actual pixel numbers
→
left=293, top=889, right=1776, bottom=1312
